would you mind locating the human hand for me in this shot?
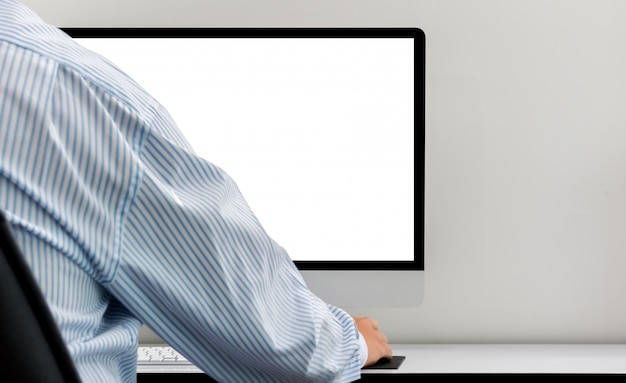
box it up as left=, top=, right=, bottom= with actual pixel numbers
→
left=353, top=316, right=392, bottom=366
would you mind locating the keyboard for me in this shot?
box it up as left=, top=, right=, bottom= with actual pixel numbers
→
left=138, top=345, right=191, bottom=365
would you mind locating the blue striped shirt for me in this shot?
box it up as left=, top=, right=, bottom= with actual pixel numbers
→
left=0, top=1, right=365, bottom=382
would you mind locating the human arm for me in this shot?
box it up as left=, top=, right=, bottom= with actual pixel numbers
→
left=110, top=126, right=365, bottom=382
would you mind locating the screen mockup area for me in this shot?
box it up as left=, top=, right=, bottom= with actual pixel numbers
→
left=64, top=28, right=424, bottom=308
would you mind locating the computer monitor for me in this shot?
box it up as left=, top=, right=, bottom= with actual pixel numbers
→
left=63, top=28, right=424, bottom=308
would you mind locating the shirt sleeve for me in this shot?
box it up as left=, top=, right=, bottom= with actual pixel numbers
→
left=109, top=117, right=364, bottom=382
left=357, top=331, right=369, bottom=367
left=1, top=3, right=364, bottom=382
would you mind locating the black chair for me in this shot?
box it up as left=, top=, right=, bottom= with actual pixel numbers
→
left=0, top=211, right=82, bottom=383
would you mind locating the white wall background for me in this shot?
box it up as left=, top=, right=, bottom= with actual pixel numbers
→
left=21, top=0, right=626, bottom=344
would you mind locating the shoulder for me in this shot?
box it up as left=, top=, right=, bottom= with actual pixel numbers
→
left=1, top=1, right=162, bottom=125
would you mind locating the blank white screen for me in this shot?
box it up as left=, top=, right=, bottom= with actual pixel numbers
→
left=77, top=36, right=415, bottom=262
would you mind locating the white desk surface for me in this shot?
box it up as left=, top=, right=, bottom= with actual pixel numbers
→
left=367, top=344, right=626, bottom=374
left=138, top=344, right=626, bottom=375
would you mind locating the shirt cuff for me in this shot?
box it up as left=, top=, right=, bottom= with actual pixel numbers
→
left=357, top=330, right=368, bottom=367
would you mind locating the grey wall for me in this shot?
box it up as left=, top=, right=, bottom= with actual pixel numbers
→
left=22, top=0, right=626, bottom=344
